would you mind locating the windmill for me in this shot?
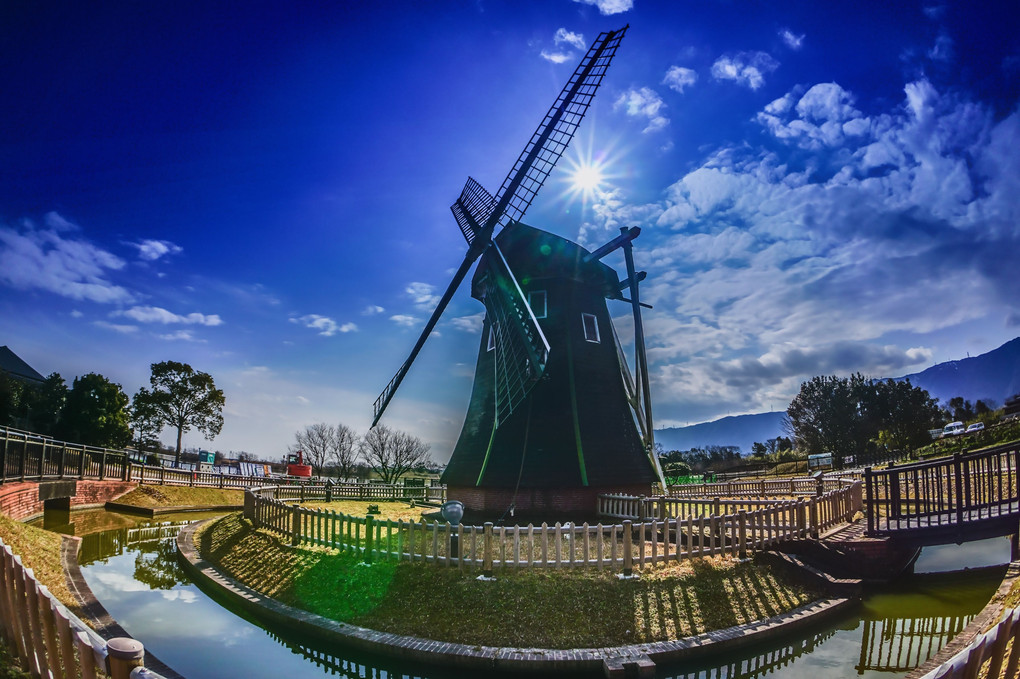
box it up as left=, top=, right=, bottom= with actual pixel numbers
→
left=372, top=25, right=665, bottom=517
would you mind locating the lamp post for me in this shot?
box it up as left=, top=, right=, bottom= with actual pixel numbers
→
left=441, top=500, right=464, bottom=564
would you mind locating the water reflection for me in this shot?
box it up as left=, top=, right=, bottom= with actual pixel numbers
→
left=34, top=510, right=1005, bottom=679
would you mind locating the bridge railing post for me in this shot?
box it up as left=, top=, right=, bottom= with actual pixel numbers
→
left=864, top=467, right=875, bottom=534
left=953, top=453, right=965, bottom=526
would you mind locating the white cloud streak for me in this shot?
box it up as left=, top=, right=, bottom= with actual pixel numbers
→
left=571, top=0, right=633, bottom=15
left=663, top=66, right=698, bottom=94
left=290, top=314, right=357, bottom=336
left=711, top=52, right=780, bottom=90
left=115, top=305, right=223, bottom=326
left=614, top=87, right=669, bottom=133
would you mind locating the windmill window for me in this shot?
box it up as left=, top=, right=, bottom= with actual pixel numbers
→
left=529, top=290, right=547, bottom=319
left=487, top=323, right=496, bottom=351
left=581, top=313, right=600, bottom=343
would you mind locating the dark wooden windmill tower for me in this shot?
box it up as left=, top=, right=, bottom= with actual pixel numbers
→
left=372, top=26, right=665, bottom=518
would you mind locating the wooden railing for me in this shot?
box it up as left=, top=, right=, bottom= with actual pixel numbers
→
left=864, top=442, right=1020, bottom=536
left=0, top=537, right=166, bottom=679
left=599, top=477, right=863, bottom=539
left=917, top=606, right=1020, bottom=678
left=0, top=426, right=446, bottom=502
left=246, top=485, right=815, bottom=573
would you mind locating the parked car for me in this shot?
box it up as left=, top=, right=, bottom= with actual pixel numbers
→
left=942, top=421, right=966, bottom=437
left=965, top=422, right=985, bottom=434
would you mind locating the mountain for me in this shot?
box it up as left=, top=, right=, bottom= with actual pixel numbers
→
left=654, top=336, right=1020, bottom=453
left=896, top=337, right=1020, bottom=408
left=655, top=411, right=786, bottom=454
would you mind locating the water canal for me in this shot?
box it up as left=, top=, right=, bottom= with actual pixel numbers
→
left=35, top=509, right=1012, bottom=679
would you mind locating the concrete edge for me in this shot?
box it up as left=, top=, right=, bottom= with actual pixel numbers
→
left=905, top=559, right=1020, bottom=679
left=104, top=502, right=242, bottom=517
left=60, top=534, right=185, bottom=679
left=177, top=517, right=857, bottom=674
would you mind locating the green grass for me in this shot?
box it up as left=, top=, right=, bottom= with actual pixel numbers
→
left=200, top=513, right=824, bottom=648
left=297, top=500, right=427, bottom=523
left=0, top=514, right=84, bottom=619
left=115, top=485, right=244, bottom=508
left=0, top=642, right=30, bottom=679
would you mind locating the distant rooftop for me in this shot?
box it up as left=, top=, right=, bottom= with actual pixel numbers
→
left=0, top=346, right=46, bottom=385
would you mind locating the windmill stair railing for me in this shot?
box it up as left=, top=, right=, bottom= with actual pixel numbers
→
left=864, top=441, right=1020, bottom=543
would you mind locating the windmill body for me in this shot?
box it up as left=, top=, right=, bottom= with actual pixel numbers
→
left=372, top=25, right=662, bottom=519
left=442, top=222, right=657, bottom=517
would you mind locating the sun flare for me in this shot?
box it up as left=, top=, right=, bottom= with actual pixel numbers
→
left=570, top=163, right=605, bottom=192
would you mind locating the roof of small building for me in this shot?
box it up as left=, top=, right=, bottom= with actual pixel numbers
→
left=0, top=346, right=46, bottom=385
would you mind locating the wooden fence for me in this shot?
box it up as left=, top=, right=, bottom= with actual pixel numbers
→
left=246, top=484, right=822, bottom=573
left=0, top=537, right=166, bottom=679
left=865, top=442, right=1020, bottom=535
left=599, top=477, right=862, bottom=538
left=0, top=426, right=446, bottom=503
left=917, top=606, right=1020, bottom=678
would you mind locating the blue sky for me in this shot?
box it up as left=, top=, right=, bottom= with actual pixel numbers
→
left=2, top=0, right=1018, bottom=460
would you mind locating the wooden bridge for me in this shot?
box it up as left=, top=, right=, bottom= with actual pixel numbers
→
left=864, top=441, right=1020, bottom=546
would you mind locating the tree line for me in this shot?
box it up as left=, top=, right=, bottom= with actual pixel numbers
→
left=290, top=422, right=436, bottom=483
left=0, top=360, right=224, bottom=464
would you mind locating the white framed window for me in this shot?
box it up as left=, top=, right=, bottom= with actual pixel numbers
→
left=529, top=290, right=547, bottom=319
left=581, top=313, right=600, bottom=343
left=487, top=322, right=496, bottom=351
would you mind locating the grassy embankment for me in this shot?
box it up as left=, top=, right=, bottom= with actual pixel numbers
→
left=199, top=510, right=825, bottom=649
left=113, top=484, right=244, bottom=508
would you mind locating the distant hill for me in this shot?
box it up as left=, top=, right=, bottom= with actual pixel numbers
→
left=896, top=336, right=1020, bottom=408
left=654, top=336, right=1020, bottom=453
left=655, top=411, right=786, bottom=454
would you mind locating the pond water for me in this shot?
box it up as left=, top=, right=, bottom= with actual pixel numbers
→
left=37, top=511, right=1011, bottom=679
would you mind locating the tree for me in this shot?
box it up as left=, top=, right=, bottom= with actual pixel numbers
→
left=359, top=425, right=432, bottom=484
left=787, top=374, right=941, bottom=466
left=25, top=372, right=67, bottom=436
left=137, top=361, right=225, bottom=464
left=59, top=373, right=132, bottom=448
left=130, top=387, right=164, bottom=453
left=293, top=423, right=361, bottom=479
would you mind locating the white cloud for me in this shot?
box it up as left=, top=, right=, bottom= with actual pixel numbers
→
left=115, top=305, right=223, bottom=326
left=711, top=52, right=780, bottom=90
left=406, top=282, right=440, bottom=310
left=130, top=239, right=183, bottom=262
left=0, top=213, right=132, bottom=304
left=779, top=29, right=805, bottom=50
left=554, top=28, right=585, bottom=51
left=157, top=330, right=202, bottom=342
left=93, top=320, right=138, bottom=334
left=451, top=313, right=484, bottom=333
left=662, top=66, right=698, bottom=94
left=541, top=51, right=572, bottom=64
left=289, top=314, right=356, bottom=337
left=390, top=314, right=420, bottom=328
left=362, top=305, right=385, bottom=315
left=571, top=0, right=633, bottom=15
left=928, top=33, right=953, bottom=62
left=614, top=87, right=669, bottom=133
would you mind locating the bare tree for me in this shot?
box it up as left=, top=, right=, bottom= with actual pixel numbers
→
left=360, top=425, right=431, bottom=484
left=294, top=423, right=361, bottom=479
left=329, top=423, right=360, bottom=481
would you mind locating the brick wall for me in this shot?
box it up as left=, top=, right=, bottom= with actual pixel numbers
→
left=0, top=480, right=136, bottom=521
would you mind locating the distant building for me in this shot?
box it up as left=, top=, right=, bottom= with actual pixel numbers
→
left=0, top=346, right=46, bottom=387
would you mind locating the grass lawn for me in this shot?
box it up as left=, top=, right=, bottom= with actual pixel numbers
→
left=0, top=514, right=84, bottom=619
left=200, top=513, right=824, bottom=649
left=297, top=499, right=428, bottom=522
left=114, top=485, right=244, bottom=508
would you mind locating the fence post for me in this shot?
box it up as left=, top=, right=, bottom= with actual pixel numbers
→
left=797, top=499, right=807, bottom=538
left=622, top=520, right=633, bottom=576
left=106, top=637, right=145, bottom=679
left=291, top=505, right=301, bottom=546
left=0, top=432, right=7, bottom=483
left=58, top=444, right=67, bottom=479
left=482, top=522, right=494, bottom=577
left=809, top=498, right=819, bottom=538
left=637, top=496, right=647, bottom=523
left=99, top=451, right=107, bottom=479
left=738, top=510, right=747, bottom=558
left=953, top=453, right=965, bottom=526
left=326, top=482, right=333, bottom=503
left=864, top=467, right=874, bottom=533
left=365, top=515, right=375, bottom=564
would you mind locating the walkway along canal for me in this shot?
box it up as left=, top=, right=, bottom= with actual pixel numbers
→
left=35, top=508, right=1013, bottom=679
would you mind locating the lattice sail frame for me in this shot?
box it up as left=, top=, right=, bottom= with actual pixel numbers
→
left=483, top=244, right=550, bottom=426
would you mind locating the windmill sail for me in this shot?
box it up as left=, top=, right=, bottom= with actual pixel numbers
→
left=482, top=244, right=550, bottom=425
left=372, top=25, right=628, bottom=428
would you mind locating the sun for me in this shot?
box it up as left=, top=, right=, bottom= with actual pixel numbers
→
left=570, top=162, right=605, bottom=193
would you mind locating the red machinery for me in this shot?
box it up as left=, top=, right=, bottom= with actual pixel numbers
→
left=286, top=450, right=312, bottom=478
